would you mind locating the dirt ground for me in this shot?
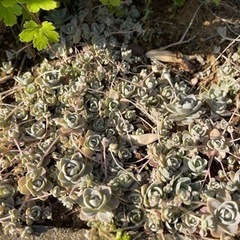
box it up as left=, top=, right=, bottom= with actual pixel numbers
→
left=142, top=0, right=240, bottom=55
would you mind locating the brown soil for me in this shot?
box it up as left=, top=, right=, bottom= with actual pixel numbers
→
left=141, top=0, right=240, bottom=55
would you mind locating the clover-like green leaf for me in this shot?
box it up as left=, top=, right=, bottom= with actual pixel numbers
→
left=19, top=20, right=59, bottom=50
left=100, top=0, right=121, bottom=7
left=110, top=0, right=121, bottom=7
left=22, top=0, right=59, bottom=13
left=2, top=0, right=19, bottom=7
left=0, top=1, right=22, bottom=26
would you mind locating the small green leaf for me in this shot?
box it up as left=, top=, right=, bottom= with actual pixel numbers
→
left=110, top=0, right=121, bottom=7
left=2, top=0, right=19, bottom=7
left=19, top=20, right=59, bottom=51
left=21, top=0, right=59, bottom=13
left=0, top=1, right=22, bottom=26
left=99, top=0, right=121, bottom=7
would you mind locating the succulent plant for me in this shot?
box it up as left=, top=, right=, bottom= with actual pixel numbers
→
left=165, top=94, right=204, bottom=124
left=126, top=207, right=145, bottom=228
left=24, top=202, right=43, bottom=225
left=61, top=18, right=81, bottom=44
left=147, top=142, right=167, bottom=168
left=25, top=122, right=46, bottom=139
left=78, top=185, right=119, bottom=222
left=141, top=182, right=164, bottom=208
left=44, top=8, right=72, bottom=28
left=207, top=99, right=232, bottom=116
left=207, top=190, right=240, bottom=237
left=201, top=83, right=232, bottom=116
left=14, top=72, right=34, bottom=85
left=76, top=130, right=103, bottom=158
left=0, top=1, right=240, bottom=239
left=63, top=112, right=85, bottom=129
left=20, top=226, right=34, bottom=239
left=228, top=169, right=240, bottom=186
left=173, top=177, right=193, bottom=205
left=0, top=182, right=15, bottom=205
left=165, top=132, right=182, bottom=149
left=117, top=148, right=132, bottom=161
left=206, top=129, right=230, bottom=159
left=108, top=170, right=136, bottom=190
left=35, top=71, right=62, bottom=88
left=144, top=211, right=163, bottom=234
left=127, top=190, right=142, bottom=205
left=188, top=121, right=209, bottom=141
left=18, top=167, right=53, bottom=197
left=187, top=155, right=207, bottom=177
left=108, top=158, right=123, bottom=175
left=30, top=101, right=49, bottom=120
left=56, top=153, right=92, bottom=188
left=165, top=151, right=183, bottom=172
left=161, top=204, right=180, bottom=224
left=200, top=215, right=215, bottom=237
left=83, top=131, right=102, bottom=152
left=7, top=123, right=21, bottom=140
left=181, top=214, right=200, bottom=234
left=117, top=81, right=136, bottom=98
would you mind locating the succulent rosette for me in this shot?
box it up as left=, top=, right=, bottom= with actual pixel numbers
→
left=0, top=182, right=15, bottom=205
left=141, top=182, right=164, bottom=208
left=24, top=204, right=42, bottom=225
left=78, top=186, right=119, bottom=222
left=165, top=94, right=204, bottom=123
left=174, top=177, right=192, bottom=205
left=126, top=206, right=145, bottom=228
left=109, top=170, right=136, bottom=190
left=207, top=136, right=229, bottom=158
left=18, top=167, right=53, bottom=197
left=188, top=155, right=207, bottom=177
left=144, top=211, right=162, bottom=234
left=207, top=190, right=240, bottom=237
left=56, top=153, right=92, bottom=187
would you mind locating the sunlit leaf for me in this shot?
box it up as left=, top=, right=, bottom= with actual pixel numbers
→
left=110, top=0, right=121, bottom=7
left=123, top=133, right=159, bottom=146
left=21, top=0, right=59, bottom=13
left=2, top=0, right=19, bottom=7
left=0, top=1, right=22, bottom=26
left=99, top=0, right=121, bottom=7
left=19, top=20, right=59, bottom=50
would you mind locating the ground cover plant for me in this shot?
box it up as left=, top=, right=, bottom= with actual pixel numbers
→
left=0, top=0, right=240, bottom=239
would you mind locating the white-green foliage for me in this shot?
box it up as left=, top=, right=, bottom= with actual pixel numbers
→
left=0, top=1, right=240, bottom=239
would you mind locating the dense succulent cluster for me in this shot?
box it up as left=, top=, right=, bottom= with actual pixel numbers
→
left=0, top=0, right=240, bottom=239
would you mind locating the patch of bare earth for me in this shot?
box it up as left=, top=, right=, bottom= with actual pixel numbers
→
left=142, top=0, right=240, bottom=55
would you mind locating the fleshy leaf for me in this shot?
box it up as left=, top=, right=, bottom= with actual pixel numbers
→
left=19, top=20, right=59, bottom=51
left=97, top=208, right=113, bottom=222
left=0, top=1, right=22, bottom=26
left=207, top=198, right=221, bottom=215
left=22, top=0, right=59, bottom=13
